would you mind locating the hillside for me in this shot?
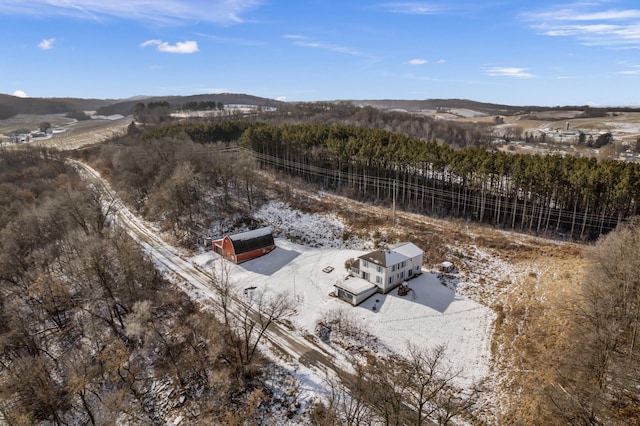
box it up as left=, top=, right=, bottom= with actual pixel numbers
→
left=0, top=94, right=115, bottom=118
left=96, top=93, right=286, bottom=116
left=349, top=98, right=526, bottom=115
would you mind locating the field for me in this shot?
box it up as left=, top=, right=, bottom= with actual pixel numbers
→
left=459, top=110, right=640, bottom=159
left=1, top=114, right=130, bottom=150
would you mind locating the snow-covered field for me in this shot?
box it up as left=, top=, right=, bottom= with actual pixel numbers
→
left=192, top=201, right=495, bottom=387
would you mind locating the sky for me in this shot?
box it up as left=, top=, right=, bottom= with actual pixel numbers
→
left=1, top=0, right=639, bottom=106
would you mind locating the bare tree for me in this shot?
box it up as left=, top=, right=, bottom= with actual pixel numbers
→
left=548, top=218, right=640, bottom=423
left=238, top=288, right=293, bottom=365
left=210, top=259, right=295, bottom=365
left=403, top=343, right=458, bottom=425
left=319, top=370, right=374, bottom=426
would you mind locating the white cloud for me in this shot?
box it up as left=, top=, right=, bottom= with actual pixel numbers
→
left=13, top=90, right=27, bottom=98
left=38, top=38, right=55, bottom=50
left=380, top=2, right=440, bottom=15
left=618, top=65, right=640, bottom=75
left=0, top=0, right=262, bottom=25
left=486, top=67, right=536, bottom=78
left=292, top=40, right=366, bottom=57
left=523, top=4, right=640, bottom=48
left=195, top=33, right=265, bottom=46
left=283, top=34, right=306, bottom=40
left=141, top=39, right=199, bottom=54
left=276, top=96, right=287, bottom=102
left=407, top=58, right=427, bottom=65
left=526, top=8, right=640, bottom=22
left=437, top=59, right=446, bottom=64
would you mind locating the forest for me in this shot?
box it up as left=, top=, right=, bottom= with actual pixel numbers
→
left=141, top=121, right=640, bottom=241
left=0, top=149, right=299, bottom=424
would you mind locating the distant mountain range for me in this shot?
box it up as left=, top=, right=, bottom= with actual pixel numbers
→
left=1, top=93, right=637, bottom=120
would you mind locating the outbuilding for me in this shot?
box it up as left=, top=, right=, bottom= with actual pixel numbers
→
left=213, top=227, right=276, bottom=264
left=440, top=261, right=456, bottom=273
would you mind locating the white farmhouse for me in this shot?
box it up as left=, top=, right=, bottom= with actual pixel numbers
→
left=334, top=242, right=424, bottom=306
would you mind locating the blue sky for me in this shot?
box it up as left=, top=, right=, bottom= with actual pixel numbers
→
left=1, top=1, right=639, bottom=106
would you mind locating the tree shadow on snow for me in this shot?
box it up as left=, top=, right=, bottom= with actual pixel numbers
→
left=239, top=246, right=300, bottom=276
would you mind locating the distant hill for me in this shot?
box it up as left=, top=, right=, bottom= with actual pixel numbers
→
left=0, top=94, right=115, bottom=118
left=348, top=99, right=640, bottom=117
left=96, top=93, right=285, bottom=116
left=3, top=93, right=638, bottom=121
left=0, top=93, right=284, bottom=120
left=349, top=99, right=535, bottom=116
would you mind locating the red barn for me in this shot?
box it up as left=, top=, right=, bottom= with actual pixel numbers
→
left=213, top=227, right=276, bottom=264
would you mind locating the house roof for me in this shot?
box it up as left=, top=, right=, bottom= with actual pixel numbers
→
left=390, top=242, right=424, bottom=259
left=358, top=248, right=407, bottom=268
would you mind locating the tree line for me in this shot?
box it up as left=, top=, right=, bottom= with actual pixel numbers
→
left=141, top=121, right=638, bottom=241
left=237, top=122, right=638, bottom=240
left=181, top=101, right=224, bottom=111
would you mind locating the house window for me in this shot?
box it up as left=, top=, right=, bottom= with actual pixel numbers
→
left=399, top=271, right=404, bottom=279
left=408, top=269, right=413, bottom=277
left=392, top=264, right=397, bottom=271
left=388, top=277, right=392, bottom=284
left=376, top=276, right=382, bottom=284
left=362, top=260, right=368, bottom=268
left=377, top=265, right=382, bottom=273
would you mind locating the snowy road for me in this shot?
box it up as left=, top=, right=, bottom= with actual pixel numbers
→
left=72, top=160, right=343, bottom=380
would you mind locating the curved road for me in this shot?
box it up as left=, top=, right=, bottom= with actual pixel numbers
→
left=73, top=160, right=340, bottom=377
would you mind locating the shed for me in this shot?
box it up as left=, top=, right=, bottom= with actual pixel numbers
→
left=213, top=227, right=276, bottom=264
left=440, top=261, right=455, bottom=273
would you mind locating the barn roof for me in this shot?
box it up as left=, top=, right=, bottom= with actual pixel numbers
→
left=228, top=227, right=275, bottom=255
left=229, top=227, right=273, bottom=242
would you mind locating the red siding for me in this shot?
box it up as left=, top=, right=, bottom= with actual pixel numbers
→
left=235, top=245, right=276, bottom=263
left=214, top=235, right=275, bottom=264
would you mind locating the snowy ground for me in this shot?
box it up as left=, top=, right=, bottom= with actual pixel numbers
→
left=192, top=201, right=495, bottom=387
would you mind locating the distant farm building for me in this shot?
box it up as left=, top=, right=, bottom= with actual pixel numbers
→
left=213, top=227, right=276, bottom=264
left=334, top=242, right=424, bottom=306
